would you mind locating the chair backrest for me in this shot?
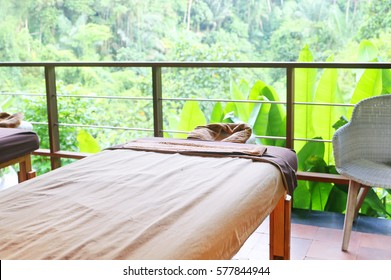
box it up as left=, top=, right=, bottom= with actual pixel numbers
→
left=348, top=94, right=391, bottom=163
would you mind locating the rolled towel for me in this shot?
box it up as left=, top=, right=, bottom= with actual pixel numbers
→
left=187, top=123, right=252, bottom=144
left=0, top=112, right=24, bottom=128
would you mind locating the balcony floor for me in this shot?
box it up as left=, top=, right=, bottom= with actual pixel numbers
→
left=234, top=209, right=391, bottom=260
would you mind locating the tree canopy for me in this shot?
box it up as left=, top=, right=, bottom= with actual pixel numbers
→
left=0, top=0, right=389, bottom=63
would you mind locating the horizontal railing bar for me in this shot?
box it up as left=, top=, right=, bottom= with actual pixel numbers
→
left=254, top=135, right=286, bottom=140
left=0, top=91, right=357, bottom=107
left=1, top=91, right=151, bottom=101
left=164, top=97, right=355, bottom=107
left=294, top=101, right=355, bottom=107
left=161, top=129, right=190, bottom=134
left=58, top=123, right=153, bottom=132
left=0, top=92, right=45, bottom=97
left=162, top=97, right=286, bottom=104
left=1, top=91, right=356, bottom=107
left=30, top=122, right=48, bottom=126
left=1, top=61, right=391, bottom=69
left=57, top=94, right=152, bottom=101
left=294, top=138, right=332, bottom=143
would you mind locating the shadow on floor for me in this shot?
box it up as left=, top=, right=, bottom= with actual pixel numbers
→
left=292, top=208, right=391, bottom=236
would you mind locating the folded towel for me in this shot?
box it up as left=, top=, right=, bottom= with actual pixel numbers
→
left=0, top=112, right=24, bottom=128
left=187, top=123, right=252, bottom=144
left=121, top=137, right=266, bottom=156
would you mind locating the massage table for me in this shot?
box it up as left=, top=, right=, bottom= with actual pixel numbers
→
left=0, top=128, right=39, bottom=182
left=0, top=137, right=297, bottom=260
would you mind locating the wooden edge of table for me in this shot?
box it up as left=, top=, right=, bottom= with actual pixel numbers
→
left=269, top=192, right=291, bottom=260
left=0, top=154, right=36, bottom=183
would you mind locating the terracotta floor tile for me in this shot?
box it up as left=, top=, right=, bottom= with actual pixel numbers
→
left=233, top=211, right=391, bottom=261
left=234, top=232, right=269, bottom=259
left=313, top=227, right=343, bottom=242
left=356, top=246, right=391, bottom=260
left=290, top=237, right=312, bottom=260
left=359, top=233, right=391, bottom=251
left=247, top=244, right=270, bottom=260
left=306, top=240, right=356, bottom=260
left=244, top=232, right=269, bottom=250
left=291, top=223, right=318, bottom=240
left=314, top=227, right=362, bottom=253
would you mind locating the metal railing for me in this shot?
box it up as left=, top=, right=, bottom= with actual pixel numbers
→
left=2, top=61, right=391, bottom=183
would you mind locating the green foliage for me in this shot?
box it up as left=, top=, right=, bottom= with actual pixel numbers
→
left=210, top=102, right=224, bottom=123
left=347, top=69, right=382, bottom=116
left=294, top=45, right=317, bottom=151
left=0, top=0, right=382, bottom=64
left=170, top=101, right=207, bottom=139
left=77, top=130, right=101, bottom=153
left=290, top=43, right=391, bottom=218
left=358, top=0, right=391, bottom=40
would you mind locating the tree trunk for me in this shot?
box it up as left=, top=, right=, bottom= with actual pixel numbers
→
left=345, top=0, right=351, bottom=23
left=187, top=0, right=193, bottom=31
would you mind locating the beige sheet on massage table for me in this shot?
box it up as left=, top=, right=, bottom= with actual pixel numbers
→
left=0, top=149, right=285, bottom=260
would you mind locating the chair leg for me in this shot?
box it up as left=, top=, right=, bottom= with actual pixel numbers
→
left=342, top=180, right=361, bottom=251
left=354, top=186, right=370, bottom=220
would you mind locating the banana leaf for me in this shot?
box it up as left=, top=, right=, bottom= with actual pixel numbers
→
left=348, top=68, right=382, bottom=118
left=313, top=55, right=338, bottom=163
left=308, top=163, right=333, bottom=210
left=358, top=39, right=378, bottom=62
left=248, top=80, right=267, bottom=112
left=324, top=184, right=348, bottom=213
left=262, top=86, right=286, bottom=146
left=230, top=81, right=249, bottom=123
left=360, top=189, right=391, bottom=218
left=0, top=96, right=12, bottom=111
left=296, top=137, right=324, bottom=172
left=293, top=181, right=311, bottom=209
left=77, top=130, right=101, bottom=153
left=381, top=69, right=391, bottom=94
left=249, top=98, right=271, bottom=144
left=354, top=40, right=379, bottom=81
left=210, top=102, right=224, bottom=123
left=294, top=45, right=317, bottom=151
left=175, top=101, right=206, bottom=138
left=310, top=181, right=334, bottom=211
left=313, top=55, right=338, bottom=140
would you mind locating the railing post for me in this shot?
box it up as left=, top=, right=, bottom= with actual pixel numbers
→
left=286, top=67, right=295, bottom=149
left=44, top=66, right=61, bottom=169
left=152, top=66, right=163, bottom=137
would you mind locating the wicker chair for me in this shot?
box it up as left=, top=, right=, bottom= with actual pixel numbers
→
left=332, top=94, right=391, bottom=251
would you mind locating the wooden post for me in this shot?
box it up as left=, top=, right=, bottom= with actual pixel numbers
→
left=45, top=66, right=61, bottom=170
left=152, top=66, right=163, bottom=137
left=286, top=67, right=295, bottom=149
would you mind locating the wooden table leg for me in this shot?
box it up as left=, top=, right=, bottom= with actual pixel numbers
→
left=17, top=154, right=35, bottom=182
left=269, top=192, right=291, bottom=260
